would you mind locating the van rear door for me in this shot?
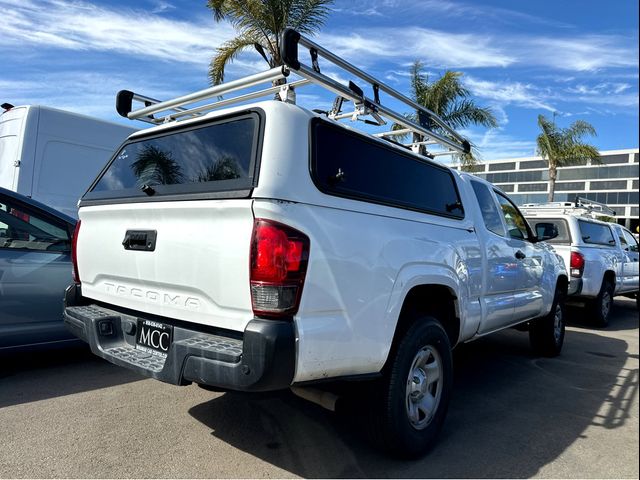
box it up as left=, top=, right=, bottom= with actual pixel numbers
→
left=0, top=107, right=29, bottom=191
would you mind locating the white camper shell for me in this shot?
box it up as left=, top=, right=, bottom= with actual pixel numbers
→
left=0, top=105, right=136, bottom=217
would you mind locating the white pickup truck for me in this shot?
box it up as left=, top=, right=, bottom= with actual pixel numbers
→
left=524, top=209, right=639, bottom=326
left=63, top=30, right=567, bottom=457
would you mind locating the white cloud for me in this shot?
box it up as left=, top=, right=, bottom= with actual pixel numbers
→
left=0, top=72, right=188, bottom=119
left=150, top=0, right=175, bottom=14
left=524, top=36, right=638, bottom=71
left=319, top=27, right=514, bottom=68
left=315, top=25, right=636, bottom=74
left=466, top=129, right=538, bottom=160
left=0, top=0, right=233, bottom=65
left=465, top=77, right=555, bottom=112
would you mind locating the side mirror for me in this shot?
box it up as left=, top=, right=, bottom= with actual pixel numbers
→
left=535, top=222, right=559, bottom=241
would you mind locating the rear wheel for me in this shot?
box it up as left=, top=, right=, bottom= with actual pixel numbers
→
left=529, top=287, right=565, bottom=357
left=366, top=317, right=453, bottom=458
left=589, top=280, right=614, bottom=327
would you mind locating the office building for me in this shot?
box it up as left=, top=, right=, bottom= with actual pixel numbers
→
left=470, top=148, right=639, bottom=230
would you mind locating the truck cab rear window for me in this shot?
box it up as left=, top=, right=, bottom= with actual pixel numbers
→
left=86, top=114, right=259, bottom=201
left=311, top=120, right=464, bottom=219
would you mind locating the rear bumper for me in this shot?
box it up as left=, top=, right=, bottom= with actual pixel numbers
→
left=63, top=284, right=295, bottom=392
left=568, top=278, right=583, bottom=296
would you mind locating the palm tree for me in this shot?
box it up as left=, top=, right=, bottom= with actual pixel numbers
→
left=536, top=114, right=599, bottom=202
left=207, top=0, right=333, bottom=86
left=404, top=62, right=498, bottom=171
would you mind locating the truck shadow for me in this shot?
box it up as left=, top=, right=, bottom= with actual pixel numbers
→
left=566, top=297, right=638, bottom=332
left=0, top=345, right=142, bottom=408
left=189, top=327, right=636, bottom=478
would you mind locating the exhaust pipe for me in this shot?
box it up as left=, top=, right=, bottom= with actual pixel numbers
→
left=290, top=387, right=339, bottom=412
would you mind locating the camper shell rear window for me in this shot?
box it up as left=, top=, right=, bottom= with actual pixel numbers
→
left=529, top=218, right=572, bottom=244
left=82, top=111, right=262, bottom=204
left=310, top=119, right=464, bottom=219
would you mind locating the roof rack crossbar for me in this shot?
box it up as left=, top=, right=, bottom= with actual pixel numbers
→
left=574, top=196, right=617, bottom=216
left=120, top=66, right=289, bottom=121
left=159, top=79, right=311, bottom=123
left=280, top=28, right=470, bottom=155
left=520, top=197, right=617, bottom=219
left=373, top=128, right=412, bottom=138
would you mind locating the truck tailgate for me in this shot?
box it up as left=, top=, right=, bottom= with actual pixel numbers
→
left=77, top=199, right=254, bottom=332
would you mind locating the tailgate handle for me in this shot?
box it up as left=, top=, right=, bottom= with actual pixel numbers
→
left=122, top=230, right=157, bottom=252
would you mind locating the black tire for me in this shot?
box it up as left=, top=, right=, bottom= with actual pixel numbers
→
left=588, top=279, right=614, bottom=327
left=635, top=293, right=639, bottom=311
left=529, top=287, right=565, bottom=357
left=366, top=317, right=453, bottom=458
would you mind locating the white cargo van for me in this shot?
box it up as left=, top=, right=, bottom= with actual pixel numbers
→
left=0, top=104, right=136, bottom=217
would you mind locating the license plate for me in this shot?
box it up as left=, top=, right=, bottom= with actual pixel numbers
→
left=136, top=319, right=173, bottom=357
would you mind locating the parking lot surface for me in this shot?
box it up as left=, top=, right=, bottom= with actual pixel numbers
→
left=0, top=298, right=638, bottom=478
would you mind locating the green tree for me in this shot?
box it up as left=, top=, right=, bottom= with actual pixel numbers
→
left=536, top=114, right=599, bottom=202
left=207, top=0, right=333, bottom=86
left=405, top=62, right=498, bottom=171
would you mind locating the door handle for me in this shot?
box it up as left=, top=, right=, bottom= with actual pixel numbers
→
left=122, top=230, right=157, bottom=251
left=515, top=250, right=526, bottom=260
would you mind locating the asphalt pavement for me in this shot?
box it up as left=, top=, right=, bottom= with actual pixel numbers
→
left=0, top=298, right=638, bottom=478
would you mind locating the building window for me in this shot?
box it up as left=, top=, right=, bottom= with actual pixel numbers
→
left=590, top=180, right=627, bottom=190
left=599, top=154, right=630, bottom=165
left=488, top=162, right=516, bottom=172
left=557, top=164, right=638, bottom=181
left=555, top=182, right=585, bottom=191
left=519, top=160, right=548, bottom=170
left=518, top=183, right=548, bottom=192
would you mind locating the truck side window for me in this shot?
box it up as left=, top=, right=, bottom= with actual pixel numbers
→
left=622, top=228, right=639, bottom=252
left=470, top=180, right=505, bottom=236
left=0, top=197, right=70, bottom=252
left=617, top=229, right=629, bottom=249
left=495, top=192, right=530, bottom=241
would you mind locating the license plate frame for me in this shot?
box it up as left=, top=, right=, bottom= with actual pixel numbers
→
left=135, top=319, right=173, bottom=357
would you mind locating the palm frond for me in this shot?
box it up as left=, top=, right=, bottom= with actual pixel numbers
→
left=208, top=34, right=259, bottom=85
left=288, top=0, right=332, bottom=33
left=207, top=0, right=333, bottom=86
left=536, top=113, right=599, bottom=199
left=445, top=100, right=498, bottom=130
left=207, top=0, right=227, bottom=21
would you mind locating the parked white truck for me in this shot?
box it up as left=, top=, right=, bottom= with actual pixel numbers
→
left=524, top=200, right=639, bottom=326
left=0, top=104, right=136, bottom=217
left=63, top=30, right=567, bottom=457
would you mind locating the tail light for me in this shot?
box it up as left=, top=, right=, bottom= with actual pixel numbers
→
left=71, top=220, right=81, bottom=284
left=250, top=219, right=310, bottom=317
left=570, top=251, right=584, bottom=278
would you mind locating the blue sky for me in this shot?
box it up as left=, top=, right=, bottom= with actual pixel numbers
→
left=1, top=0, right=638, bottom=162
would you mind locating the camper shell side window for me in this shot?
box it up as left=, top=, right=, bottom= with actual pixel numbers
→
left=310, top=119, right=465, bottom=219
